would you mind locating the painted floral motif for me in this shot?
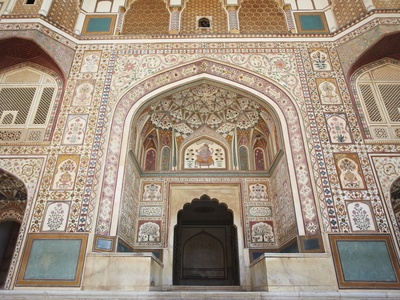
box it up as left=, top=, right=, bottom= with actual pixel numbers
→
left=62, top=115, right=88, bottom=145
left=138, top=221, right=160, bottom=242
left=326, top=114, right=352, bottom=143
left=43, top=202, right=69, bottom=231
left=335, top=154, right=365, bottom=190
left=52, top=156, right=79, bottom=190
left=139, top=206, right=163, bottom=217
left=80, top=51, right=101, bottom=73
left=318, top=80, right=341, bottom=104
left=251, top=222, right=274, bottom=243
left=310, top=49, right=331, bottom=71
left=249, top=183, right=268, bottom=201
left=249, top=206, right=272, bottom=217
left=72, top=81, right=95, bottom=106
left=142, top=183, right=162, bottom=201
left=348, top=202, right=374, bottom=231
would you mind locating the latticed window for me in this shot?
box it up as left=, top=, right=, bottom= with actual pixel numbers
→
left=357, top=63, right=400, bottom=140
left=0, top=67, right=57, bottom=142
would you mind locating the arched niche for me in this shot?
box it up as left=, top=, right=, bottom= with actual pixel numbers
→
left=100, top=59, right=318, bottom=245
left=129, top=80, right=282, bottom=173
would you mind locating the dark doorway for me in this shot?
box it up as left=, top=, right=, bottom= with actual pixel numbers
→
left=173, top=195, right=239, bottom=286
left=0, top=221, right=20, bottom=287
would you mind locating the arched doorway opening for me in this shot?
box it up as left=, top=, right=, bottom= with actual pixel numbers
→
left=0, top=221, right=20, bottom=287
left=173, top=195, right=239, bottom=286
left=0, top=168, right=27, bottom=288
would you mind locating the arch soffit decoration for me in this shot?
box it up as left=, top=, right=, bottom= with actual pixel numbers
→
left=337, top=27, right=400, bottom=80
left=0, top=36, right=71, bottom=80
left=98, top=58, right=318, bottom=237
left=0, top=168, right=27, bottom=223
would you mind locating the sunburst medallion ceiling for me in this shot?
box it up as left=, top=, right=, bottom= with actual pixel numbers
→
left=148, top=83, right=263, bottom=137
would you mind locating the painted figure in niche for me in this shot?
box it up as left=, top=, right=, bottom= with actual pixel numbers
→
left=249, top=183, right=268, bottom=201
left=326, top=114, right=351, bottom=143
left=337, top=157, right=365, bottom=189
left=138, top=222, right=160, bottom=242
left=52, top=158, right=78, bottom=190
left=318, top=81, right=341, bottom=104
left=251, top=222, right=274, bottom=243
left=142, top=183, right=162, bottom=201
left=195, top=143, right=214, bottom=167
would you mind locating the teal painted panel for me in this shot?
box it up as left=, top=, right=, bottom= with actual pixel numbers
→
left=24, top=239, right=82, bottom=281
left=299, top=15, right=324, bottom=31
left=87, top=17, right=112, bottom=33
left=337, top=240, right=397, bottom=282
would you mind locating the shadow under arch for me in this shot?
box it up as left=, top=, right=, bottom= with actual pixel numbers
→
left=0, top=168, right=27, bottom=289
left=96, top=58, right=319, bottom=241
left=173, top=194, right=239, bottom=286
left=391, top=177, right=400, bottom=227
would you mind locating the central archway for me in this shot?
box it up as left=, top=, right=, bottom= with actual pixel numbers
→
left=173, top=195, right=239, bottom=286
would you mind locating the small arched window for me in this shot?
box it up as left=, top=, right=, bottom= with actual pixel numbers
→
left=356, top=61, right=400, bottom=140
left=145, top=149, right=156, bottom=171
left=0, top=66, right=60, bottom=143
left=197, top=17, right=211, bottom=29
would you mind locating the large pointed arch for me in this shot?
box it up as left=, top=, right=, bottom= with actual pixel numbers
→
left=96, top=58, right=319, bottom=239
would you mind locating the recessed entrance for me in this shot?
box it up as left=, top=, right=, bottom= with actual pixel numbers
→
left=173, top=195, right=239, bottom=286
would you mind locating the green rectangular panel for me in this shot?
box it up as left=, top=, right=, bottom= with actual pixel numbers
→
left=337, top=240, right=397, bottom=282
left=87, top=17, right=112, bottom=33
left=24, top=239, right=82, bottom=281
left=299, top=15, right=324, bottom=31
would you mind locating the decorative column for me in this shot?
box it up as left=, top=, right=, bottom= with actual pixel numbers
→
left=39, top=0, right=53, bottom=16
left=362, top=0, right=376, bottom=11
left=169, top=6, right=181, bottom=35
left=4, top=0, right=17, bottom=15
left=325, top=7, right=338, bottom=32
left=283, top=4, right=295, bottom=33
left=115, top=6, right=126, bottom=35
left=74, top=12, right=86, bottom=35
left=227, top=6, right=239, bottom=34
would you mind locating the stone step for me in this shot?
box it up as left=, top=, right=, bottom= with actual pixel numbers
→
left=168, top=285, right=243, bottom=291
left=2, top=290, right=400, bottom=299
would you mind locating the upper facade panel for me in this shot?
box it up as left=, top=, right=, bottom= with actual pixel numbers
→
left=1, top=0, right=399, bottom=37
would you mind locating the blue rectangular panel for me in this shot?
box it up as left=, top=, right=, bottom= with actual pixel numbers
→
left=96, top=238, right=113, bottom=250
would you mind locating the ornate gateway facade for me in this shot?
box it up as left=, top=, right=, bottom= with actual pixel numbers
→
left=0, top=0, right=400, bottom=298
